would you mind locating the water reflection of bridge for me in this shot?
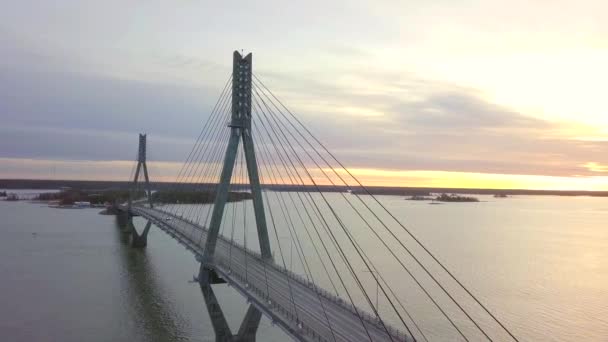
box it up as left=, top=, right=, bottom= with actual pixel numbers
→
left=117, top=215, right=262, bottom=342
left=115, top=215, right=186, bottom=342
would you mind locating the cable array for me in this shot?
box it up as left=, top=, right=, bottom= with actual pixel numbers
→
left=141, top=69, right=520, bottom=342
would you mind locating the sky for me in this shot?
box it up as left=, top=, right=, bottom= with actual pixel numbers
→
left=1, top=0, right=607, bottom=190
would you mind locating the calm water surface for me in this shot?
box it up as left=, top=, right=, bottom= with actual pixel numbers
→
left=0, top=193, right=607, bottom=341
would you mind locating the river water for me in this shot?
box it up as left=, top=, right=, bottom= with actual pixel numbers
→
left=0, top=193, right=607, bottom=341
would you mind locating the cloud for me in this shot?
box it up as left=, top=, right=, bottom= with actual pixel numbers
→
left=254, top=68, right=608, bottom=178
left=2, top=50, right=606, bottom=181
left=0, top=2, right=607, bottom=184
left=0, top=60, right=229, bottom=164
left=583, top=162, right=608, bottom=173
left=0, top=158, right=181, bottom=181
left=0, top=124, right=196, bottom=162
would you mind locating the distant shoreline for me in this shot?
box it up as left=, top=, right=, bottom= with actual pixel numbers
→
left=1, top=179, right=607, bottom=197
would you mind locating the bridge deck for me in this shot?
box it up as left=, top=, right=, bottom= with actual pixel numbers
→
left=130, top=206, right=410, bottom=342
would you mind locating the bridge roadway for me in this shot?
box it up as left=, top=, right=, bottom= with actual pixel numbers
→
left=129, top=205, right=411, bottom=342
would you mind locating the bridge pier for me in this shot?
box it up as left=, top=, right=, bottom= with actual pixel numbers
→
left=116, top=213, right=133, bottom=234
left=200, top=281, right=262, bottom=342
left=198, top=264, right=227, bottom=285
left=200, top=283, right=234, bottom=342
left=235, top=305, right=262, bottom=342
left=130, top=220, right=152, bottom=248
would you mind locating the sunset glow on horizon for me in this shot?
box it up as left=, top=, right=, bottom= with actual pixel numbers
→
left=1, top=1, right=607, bottom=191
left=2, top=157, right=608, bottom=191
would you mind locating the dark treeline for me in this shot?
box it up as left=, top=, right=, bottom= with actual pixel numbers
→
left=1, top=179, right=136, bottom=190
left=37, top=190, right=139, bottom=205
left=3, top=179, right=608, bottom=197
left=435, top=193, right=479, bottom=202
left=151, top=190, right=252, bottom=204
left=34, top=188, right=251, bottom=205
left=0, top=179, right=347, bottom=193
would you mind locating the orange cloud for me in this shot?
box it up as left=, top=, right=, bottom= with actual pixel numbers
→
left=327, top=168, right=608, bottom=191
left=583, top=162, right=608, bottom=173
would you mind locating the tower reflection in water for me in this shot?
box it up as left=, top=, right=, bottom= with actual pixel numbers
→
left=115, top=215, right=261, bottom=342
left=200, top=283, right=261, bottom=342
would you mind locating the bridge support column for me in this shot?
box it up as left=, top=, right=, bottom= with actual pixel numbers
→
left=235, top=305, right=262, bottom=341
left=200, top=283, right=234, bottom=342
left=116, top=209, right=129, bottom=226
left=198, top=264, right=227, bottom=285
left=116, top=213, right=134, bottom=235
left=199, top=282, right=262, bottom=342
left=130, top=220, right=152, bottom=248
left=201, top=51, right=273, bottom=276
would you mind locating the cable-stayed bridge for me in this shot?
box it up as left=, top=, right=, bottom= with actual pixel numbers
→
left=118, top=51, right=520, bottom=342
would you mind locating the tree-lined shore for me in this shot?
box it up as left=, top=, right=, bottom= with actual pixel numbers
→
left=1, top=179, right=607, bottom=197
left=33, top=189, right=252, bottom=206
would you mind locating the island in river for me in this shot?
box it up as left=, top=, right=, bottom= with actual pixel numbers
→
left=35, top=188, right=252, bottom=207
left=406, top=193, right=479, bottom=202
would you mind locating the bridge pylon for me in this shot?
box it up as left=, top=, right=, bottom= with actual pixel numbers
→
left=200, top=51, right=272, bottom=283
left=130, top=220, right=152, bottom=248
left=128, top=133, right=154, bottom=211
left=200, top=283, right=262, bottom=342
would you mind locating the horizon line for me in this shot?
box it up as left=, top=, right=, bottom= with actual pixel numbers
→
left=1, top=178, right=608, bottom=194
